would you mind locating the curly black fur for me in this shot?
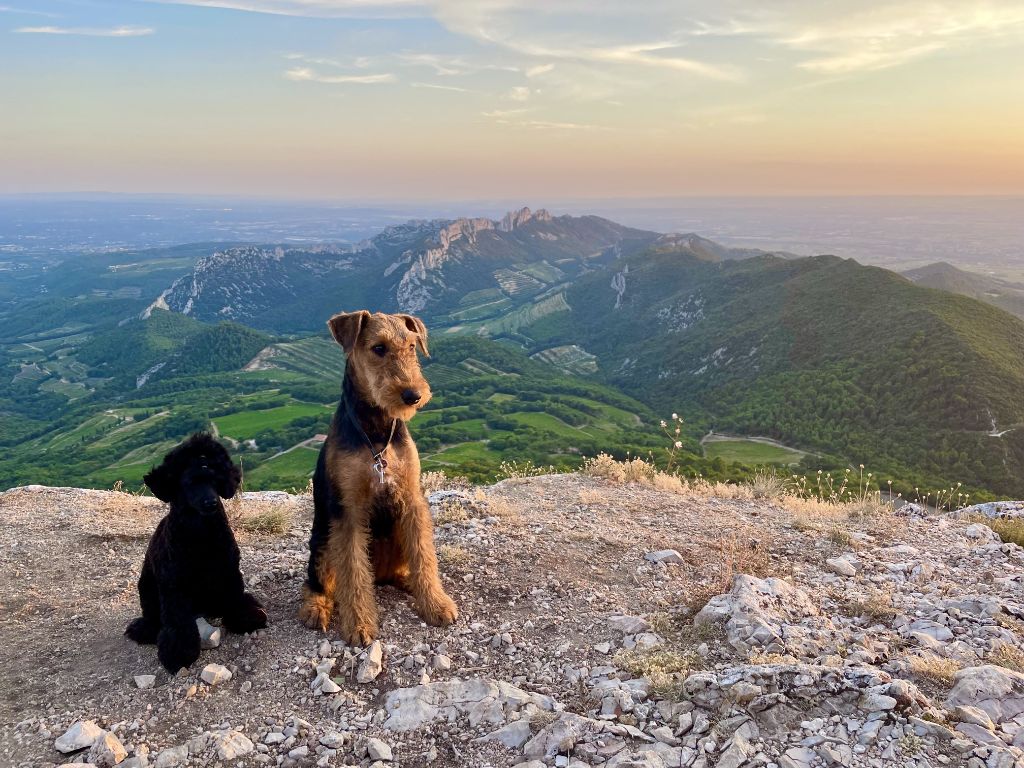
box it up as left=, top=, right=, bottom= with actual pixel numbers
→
left=125, top=433, right=267, bottom=672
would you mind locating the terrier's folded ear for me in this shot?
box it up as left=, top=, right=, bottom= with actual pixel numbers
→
left=397, top=313, right=429, bottom=356
left=327, top=310, right=371, bottom=354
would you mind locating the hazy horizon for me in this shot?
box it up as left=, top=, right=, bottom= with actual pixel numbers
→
left=4, top=194, right=1022, bottom=279
left=3, top=1, right=1023, bottom=198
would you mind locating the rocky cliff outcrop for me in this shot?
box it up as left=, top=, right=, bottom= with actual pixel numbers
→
left=499, top=207, right=553, bottom=232
left=141, top=207, right=647, bottom=324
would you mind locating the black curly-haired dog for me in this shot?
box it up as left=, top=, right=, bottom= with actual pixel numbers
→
left=125, top=433, right=267, bottom=672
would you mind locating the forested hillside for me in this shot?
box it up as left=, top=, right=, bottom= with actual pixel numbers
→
left=525, top=249, right=1024, bottom=497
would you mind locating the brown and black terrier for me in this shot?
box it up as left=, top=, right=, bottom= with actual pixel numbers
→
left=299, top=310, right=457, bottom=645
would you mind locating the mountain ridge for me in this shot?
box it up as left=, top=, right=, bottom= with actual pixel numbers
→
left=903, top=261, right=1024, bottom=320
left=146, top=207, right=660, bottom=328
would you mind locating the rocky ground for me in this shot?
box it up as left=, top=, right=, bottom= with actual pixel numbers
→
left=1, top=475, right=1023, bottom=768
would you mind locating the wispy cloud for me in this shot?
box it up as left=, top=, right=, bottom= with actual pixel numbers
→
left=397, top=51, right=519, bottom=76
left=475, top=36, right=741, bottom=82
left=584, top=41, right=741, bottom=81
left=0, top=4, right=60, bottom=17
left=481, top=105, right=605, bottom=132
left=150, top=0, right=422, bottom=18
left=398, top=52, right=466, bottom=76
left=154, top=0, right=1024, bottom=99
left=506, top=86, right=530, bottom=101
left=704, top=2, right=1024, bottom=75
left=481, top=108, right=529, bottom=118
left=16, top=25, right=154, bottom=37
left=284, top=66, right=395, bottom=84
left=525, top=63, right=554, bottom=78
left=412, top=81, right=471, bottom=92
left=520, top=119, right=606, bottom=131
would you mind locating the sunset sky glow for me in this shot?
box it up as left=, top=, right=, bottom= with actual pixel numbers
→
left=2, top=0, right=1023, bottom=199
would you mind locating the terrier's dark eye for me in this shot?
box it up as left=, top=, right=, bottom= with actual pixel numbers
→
left=372, top=344, right=387, bottom=357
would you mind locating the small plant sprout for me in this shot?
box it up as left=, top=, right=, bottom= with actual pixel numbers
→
left=660, top=412, right=685, bottom=472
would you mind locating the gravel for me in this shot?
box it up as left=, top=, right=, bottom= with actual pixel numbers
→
left=2, top=477, right=1023, bottom=768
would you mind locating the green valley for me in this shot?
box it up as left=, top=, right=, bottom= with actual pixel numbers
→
left=3, top=208, right=1023, bottom=500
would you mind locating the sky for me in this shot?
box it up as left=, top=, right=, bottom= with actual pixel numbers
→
left=1, top=0, right=1023, bottom=200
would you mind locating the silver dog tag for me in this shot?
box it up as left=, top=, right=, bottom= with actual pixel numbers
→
left=372, top=456, right=387, bottom=484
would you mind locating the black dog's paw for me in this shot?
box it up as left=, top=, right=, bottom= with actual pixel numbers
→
left=223, top=592, right=268, bottom=634
left=124, top=616, right=159, bottom=645
left=156, top=623, right=201, bottom=673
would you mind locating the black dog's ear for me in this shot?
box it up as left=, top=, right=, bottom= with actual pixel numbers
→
left=327, top=310, right=369, bottom=354
left=143, top=462, right=176, bottom=503
left=216, top=461, right=242, bottom=500
left=209, top=441, right=242, bottom=499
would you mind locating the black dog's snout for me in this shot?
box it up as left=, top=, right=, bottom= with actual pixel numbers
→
left=402, top=388, right=422, bottom=405
left=200, top=497, right=221, bottom=515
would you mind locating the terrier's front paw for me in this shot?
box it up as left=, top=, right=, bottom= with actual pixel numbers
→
left=340, top=620, right=378, bottom=647
left=298, top=586, right=333, bottom=632
left=416, top=591, right=458, bottom=627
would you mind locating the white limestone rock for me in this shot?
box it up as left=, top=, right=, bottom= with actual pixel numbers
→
left=55, top=721, right=105, bottom=754
left=200, top=663, right=232, bottom=686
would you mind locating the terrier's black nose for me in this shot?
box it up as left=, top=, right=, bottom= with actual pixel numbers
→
left=402, top=388, right=422, bottom=405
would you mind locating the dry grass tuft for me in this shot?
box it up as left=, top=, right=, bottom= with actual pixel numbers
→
left=687, top=479, right=753, bottom=501
left=827, top=526, right=856, bottom=549
left=582, top=453, right=769, bottom=501
left=470, top=489, right=516, bottom=520
left=719, top=528, right=775, bottom=579
left=236, top=506, right=292, bottom=535
left=844, top=591, right=897, bottom=623
left=746, top=469, right=785, bottom=501
left=582, top=452, right=626, bottom=482
left=578, top=488, right=606, bottom=505
left=679, top=528, right=776, bottom=616
left=437, top=544, right=472, bottom=567
left=845, top=496, right=895, bottom=521
left=989, top=644, right=1024, bottom=673
left=497, top=460, right=555, bottom=480
left=581, top=453, right=688, bottom=494
left=649, top=472, right=685, bottom=494
left=621, top=457, right=657, bottom=484
left=421, top=471, right=468, bottom=494
left=898, top=733, right=925, bottom=756
left=995, top=611, right=1024, bottom=636
left=748, top=651, right=797, bottom=665
left=529, top=710, right=559, bottom=730
left=613, top=648, right=698, bottom=700
left=907, top=654, right=963, bottom=686
left=433, top=499, right=470, bottom=526
left=983, top=517, right=1024, bottom=547
left=111, top=479, right=145, bottom=496
left=486, top=496, right=516, bottom=519
left=782, top=495, right=844, bottom=520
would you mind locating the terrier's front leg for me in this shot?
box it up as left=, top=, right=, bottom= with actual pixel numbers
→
left=331, top=516, right=379, bottom=645
left=398, top=494, right=458, bottom=627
